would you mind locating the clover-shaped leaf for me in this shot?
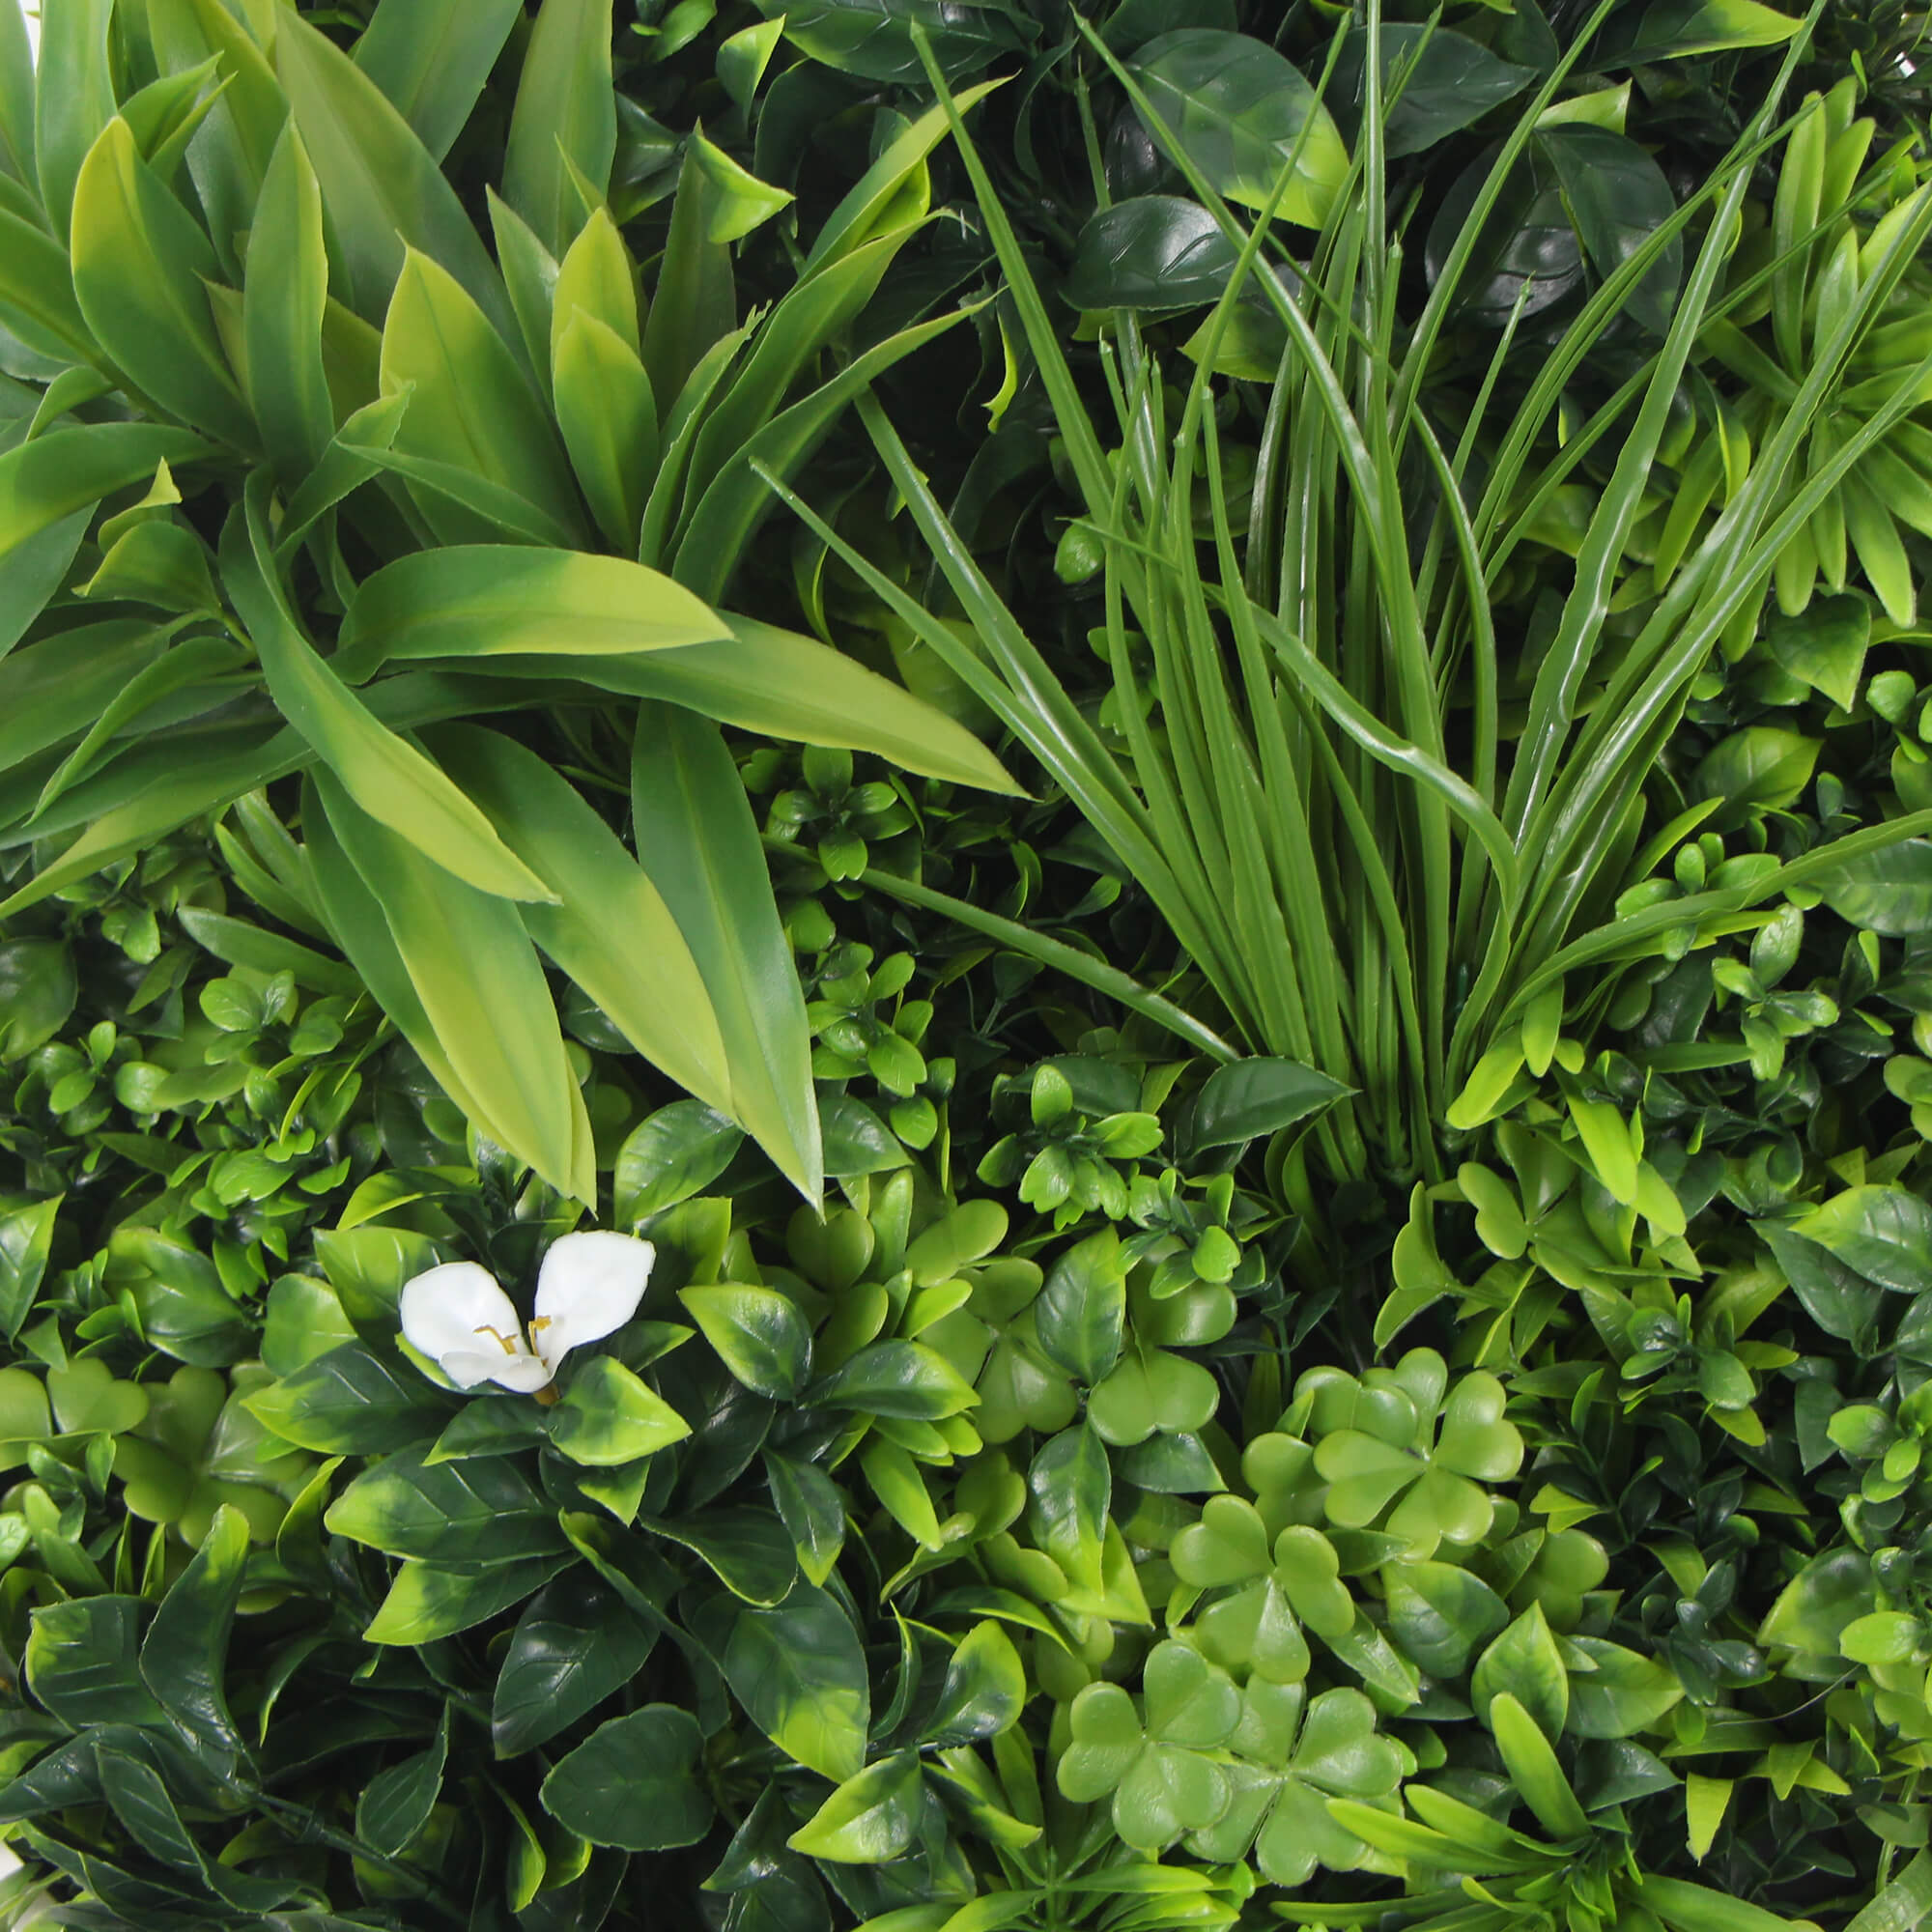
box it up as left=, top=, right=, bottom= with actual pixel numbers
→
left=974, top=1312, right=1077, bottom=1444
left=1242, top=1432, right=1324, bottom=1537
left=46, top=1360, right=149, bottom=1437
left=1056, top=1639, right=1239, bottom=1851
left=1089, top=1346, right=1219, bottom=1446
left=1310, top=1361, right=1522, bottom=1559
left=113, top=1366, right=304, bottom=1545
left=1173, top=1495, right=1271, bottom=1588
left=1187, top=1678, right=1404, bottom=1885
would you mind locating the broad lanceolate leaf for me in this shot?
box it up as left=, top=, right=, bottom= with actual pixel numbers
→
left=1034, top=1230, right=1127, bottom=1386
left=1064, top=197, right=1237, bottom=311
left=0, top=424, right=210, bottom=575
left=139, top=1505, right=250, bottom=1774
left=1810, top=838, right=1932, bottom=934
left=553, top=611, right=1019, bottom=794
left=70, top=120, right=254, bottom=449
left=327, top=1450, right=566, bottom=1562
left=503, top=0, right=616, bottom=260
left=426, top=724, right=733, bottom=1122
left=0, top=1195, right=60, bottom=1341
left=35, top=0, right=114, bottom=242
left=1791, top=1186, right=1932, bottom=1294
left=221, top=488, right=557, bottom=904
left=275, top=11, right=520, bottom=346
left=378, top=250, right=584, bottom=546
left=148, top=0, right=288, bottom=277
left=1128, top=30, right=1349, bottom=229
left=1333, top=25, right=1535, bottom=159
left=336, top=546, right=728, bottom=676
left=632, top=702, right=821, bottom=1201
left=353, top=0, right=524, bottom=162
left=244, top=124, right=334, bottom=483
left=711, top=1580, right=869, bottom=1781
left=306, top=770, right=590, bottom=1203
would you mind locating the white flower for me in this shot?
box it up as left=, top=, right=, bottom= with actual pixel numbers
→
left=398, top=1233, right=655, bottom=1395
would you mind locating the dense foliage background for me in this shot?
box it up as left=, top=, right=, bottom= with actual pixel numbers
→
left=5, top=0, right=1932, bottom=1928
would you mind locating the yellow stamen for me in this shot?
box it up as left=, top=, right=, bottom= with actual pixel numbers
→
left=473, top=1323, right=523, bottom=1357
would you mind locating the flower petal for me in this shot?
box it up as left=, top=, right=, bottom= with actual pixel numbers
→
left=531, top=1232, right=654, bottom=1370
left=440, top=1349, right=554, bottom=1394
left=400, top=1262, right=525, bottom=1380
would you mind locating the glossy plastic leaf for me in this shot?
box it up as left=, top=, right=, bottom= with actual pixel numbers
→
left=326, top=1449, right=564, bottom=1563
left=356, top=1719, right=446, bottom=1857
left=1191, top=1058, right=1351, bottom=1151
left=504, top=0, right=616, bottom=259
left=245, top=1339, right=452, bottom=1454
left=139, top=1504, right=249, bottom=1772
left=787, top=1752, right=923, bottom=1863
left=35, top=0, right=114, bottom=242
left=632, top=701, right=821, bottom=1201
left=493, top=1576, right=658, bottom=1757
left=680, top=1286, right=811, bottom=1401
left=715, top=1580, right=869, bottom=1780
left=147, top=0, right=286, bottom=276
left=1033, top=1230, right=1127, bottom=1385
left=549, top=1356, right=692, bottom=1465
left=338, top=546, right=726, bottom=675
left=365, top=1554, right=572, bottom=1644
left=354, top=0, right=523, bottom=161
left=1334, top=25, right=1535, bottom=158
left=0, top=1195, right=59, bottom=1341
left=1064, top=197, right=1236, bottom=311
left=1128, top=30, right=1348, bottom=228
left=1543, top=125, right=1683, bottom=335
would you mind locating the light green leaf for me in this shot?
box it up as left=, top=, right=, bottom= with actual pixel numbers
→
left=244, top=123, right=333, bottom=483
left=503, top=0, right=616, bottom=259
left=426, top=723, right=733, bottom=1120
left=715, top=1580, right=869, bottom=1781
left=548, top=1356, right=692, bottom=1465
left=787, top=1752, right=923, bottom=1863
left=377, top=248, right=584, bottom=546
left=70, top=119, right=255, bottom=449
left=222, top=489, right=557, bottom=904
left=35, top=0, right=114, bottom=242
left=338, top=545, right=726, bottom=676
left=632, top=700, right=821, bottom=1201
left=1128, top=29, right=1348, bottom=228
left=305, top=770, right=588, bottom=1203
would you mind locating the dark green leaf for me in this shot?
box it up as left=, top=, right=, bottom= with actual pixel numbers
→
left=245, top=1340, right=453, bottom=1455
left=493, top=1576, right=658, bottom=1757
left=1190, top=1059, right=1351, bottom=1151
left=712, top=1579, right=869, bottom=1780
left=540, top=1705, right=713, bottom=1850
left=325, top=1449, right=565, bottom=1563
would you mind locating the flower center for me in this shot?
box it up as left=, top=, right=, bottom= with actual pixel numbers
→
left=473, top=1323, right=525, bottom=1356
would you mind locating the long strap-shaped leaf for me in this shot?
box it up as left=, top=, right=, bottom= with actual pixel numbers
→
left=855, top=867, right=1237, bottom=1065
left=631, top=701, right=822, bottom=1204
left=426, top=723, right=734, bottom=1123
left=222, top=474, right=556, bottom=903
left=304, top=770, right=590, bottom=1205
